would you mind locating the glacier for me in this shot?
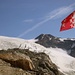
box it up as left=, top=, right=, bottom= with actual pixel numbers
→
left=0, top=36, right=75, bottom=75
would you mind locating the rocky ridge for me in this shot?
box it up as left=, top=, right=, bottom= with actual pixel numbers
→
left=35, top=34, right=75, bottom=57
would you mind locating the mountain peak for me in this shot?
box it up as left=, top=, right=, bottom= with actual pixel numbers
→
left=35, top=34, right=55, bottom=40
left=35, top=34, right=59, bottom=48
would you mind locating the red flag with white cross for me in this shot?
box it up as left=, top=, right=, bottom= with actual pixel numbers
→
left=60, top=11, right=75, bottom=31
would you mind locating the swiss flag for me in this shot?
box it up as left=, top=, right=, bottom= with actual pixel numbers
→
left=60, top=11, right=75, bottom=31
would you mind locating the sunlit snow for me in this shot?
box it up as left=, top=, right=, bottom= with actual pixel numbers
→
left=0, top=36, right=75, bottom=75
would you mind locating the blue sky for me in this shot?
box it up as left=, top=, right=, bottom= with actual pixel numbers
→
left=0, top=0, right=75, bottom=39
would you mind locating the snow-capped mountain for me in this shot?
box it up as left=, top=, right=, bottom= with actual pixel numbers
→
left=0, top=35, right=75, bottom=75
left=35, top=34, right=75, bottom=57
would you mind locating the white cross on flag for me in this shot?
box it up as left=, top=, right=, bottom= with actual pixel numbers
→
left=60, top=11, right=75, bottom=31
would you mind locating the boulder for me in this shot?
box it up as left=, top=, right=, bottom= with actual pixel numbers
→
left=0, top=51, right=35, bottom=70
left=0, top=66, right=31, bottom=75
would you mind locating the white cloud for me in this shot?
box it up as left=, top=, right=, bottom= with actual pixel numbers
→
left=45, top=3, right=75, bottom=20
left=45, top=6, right=73, bottom=19
left=18, top=18, right=50, bottom=38
left=23, top=19, right=33, bottom=23
left=18, top=3, right=75, bottom=38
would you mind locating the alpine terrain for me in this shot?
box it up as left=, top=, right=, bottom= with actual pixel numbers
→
left=35, top=34, right=75, bottom=57
left=0, top=35, right=75, bottom=75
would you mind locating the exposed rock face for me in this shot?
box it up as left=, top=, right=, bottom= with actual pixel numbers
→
left=0, top=48, right=64, bottom=75
left=35, top=34, right=75, bottom=57
left=35, top=34, right=56, bottom=48
left=0, top=50, right=35, bottom=71
left=70, top=47, right=75, bottom=57
left=0, top=66, right=31, bottom=75
left=0, top=59, right=31, bottom=75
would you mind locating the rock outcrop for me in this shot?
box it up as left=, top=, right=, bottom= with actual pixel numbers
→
left=0, top=50, right=34, bottom=70
left=0, top=48, right=64, bottom=75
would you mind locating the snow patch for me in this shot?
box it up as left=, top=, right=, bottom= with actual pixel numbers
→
left=59, top=38, right=67, bottom=41
left=49, top=38, right=52, bottom=40
left=28, top=39, right=38, bottom=42
left=71, top=43, right=75, bottom=48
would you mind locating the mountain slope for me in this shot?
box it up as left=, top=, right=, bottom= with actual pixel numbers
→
left=0, top=36, right=75, bottom=75
left=35, top=34, right=75, bottom=57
